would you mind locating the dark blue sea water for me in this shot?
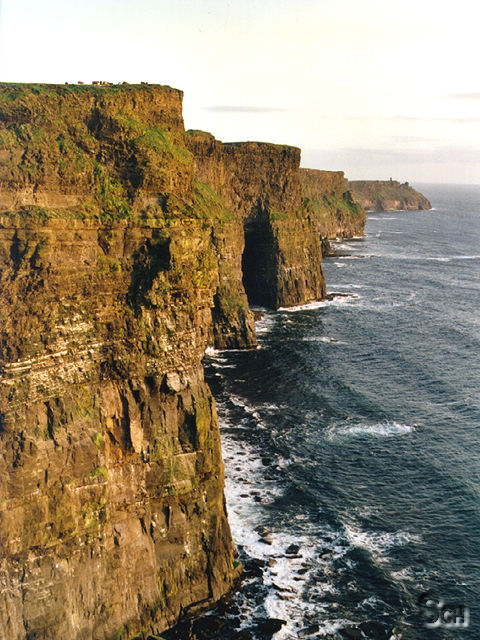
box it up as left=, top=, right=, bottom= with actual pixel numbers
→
left=203, top=184, right=480, bottom=640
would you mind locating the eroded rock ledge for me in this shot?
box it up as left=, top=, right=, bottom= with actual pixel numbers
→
left=0, top=83, right=350, bottom=639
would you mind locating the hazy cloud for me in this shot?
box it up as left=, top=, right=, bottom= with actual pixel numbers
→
left=203, top=105, right=288, bottom=113
left=389, top=135, right=434, bottom=143
left=304, top=146, right=480, bottom=167
left=343, top=115, right=480, bottom=124
left=448, top=93, right=480, bottom=100
left=395, top=115, right=480, bottom=123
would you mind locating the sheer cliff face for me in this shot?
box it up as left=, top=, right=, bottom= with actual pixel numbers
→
left=0, top=85, right=241, bottom=640
left=0, top=84, right=327, bottom=639
left=299, top=168, right=366, bottom=239
left=348, top=180, right=432, bottom=212
left=187, top=132, right=326, bottom=308
left=0, top=216, right=241, bottom=640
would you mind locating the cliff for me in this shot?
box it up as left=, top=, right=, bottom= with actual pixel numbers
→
left=299, top=168, right=366, bottom=239
left=0, top=84, right=241, bottom=640
left=348, top=179, right=432, bottom=212
left=186, top=131, right=326, bottom=308
left=0, top=84, right=327, bottom=639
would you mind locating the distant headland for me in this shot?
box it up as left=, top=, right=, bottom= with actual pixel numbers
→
left=348, top=179, right=432, bottom=212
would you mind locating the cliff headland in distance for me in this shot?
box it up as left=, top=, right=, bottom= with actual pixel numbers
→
left=348, top=178, right=432, bottom=212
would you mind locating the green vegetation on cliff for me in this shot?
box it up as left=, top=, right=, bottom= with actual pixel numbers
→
left=299, top=168, right=365, bottom=239
left=0, top=83, right=194, bottom=221
left=0, top=82, right=335, bottom=640
left=348, top=179, right=432, bottom=212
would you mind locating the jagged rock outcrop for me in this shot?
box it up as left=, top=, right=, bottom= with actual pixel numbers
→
left=299, top=168, right=366, bottom=239
left=0, top=83, right=328, bottom=639
left=186, top=131, right=326, bottom=308
left=348, top=179, right=432, bottom=212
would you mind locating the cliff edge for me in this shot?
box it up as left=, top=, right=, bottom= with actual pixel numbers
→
left=186, top=131, right=326, bottom=309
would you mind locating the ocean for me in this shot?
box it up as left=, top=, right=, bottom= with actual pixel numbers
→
left=201, top=183, right=480, bottom=640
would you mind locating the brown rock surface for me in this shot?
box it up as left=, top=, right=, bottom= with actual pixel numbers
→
left=0, top=216, right=240, bottom=640
left=299, top=168, right=366, bottom=239
left=0, top=84, right=240, bottom=640
left=0, top=83, right=329, bottom=639
left=187, top=131, right=327, bottom=309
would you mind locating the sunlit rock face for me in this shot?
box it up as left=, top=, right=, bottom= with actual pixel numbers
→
left=299, top=168, right=366, bottom=240
left=0, top=83, right=240, bottom=640
left=0, top=83, right=329, bottom=639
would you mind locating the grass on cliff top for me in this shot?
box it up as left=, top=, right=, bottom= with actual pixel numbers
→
left=185, top=129, right=216, bottom=139
left=349, top=180, right=420, bottom=200
left=222, top=140, right=300, bottom=153
left=0, top=82, right=181, bottom=102
left=0, top=96, right=197, bottom=222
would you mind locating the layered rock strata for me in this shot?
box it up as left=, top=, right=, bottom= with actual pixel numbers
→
left=0, top=83, right=328, bottom=639
left=299, top=168, right=366, bottom=239
left=186, top=132, right=326, bottom=308
left=348, top=179, right=432, bottom=212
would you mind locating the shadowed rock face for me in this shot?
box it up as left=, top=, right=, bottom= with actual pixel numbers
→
left=348, top=179, right=432, bottom=212
left=0, top=84, right=328, bottom=639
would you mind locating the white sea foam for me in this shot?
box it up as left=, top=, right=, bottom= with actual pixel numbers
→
left=217, top=403, right=351, bottom=639
left=423, top=254, right=480, bottom=263
left=302, top=336, right=345, bottom=345
left=343, top=523, right=421, bottom=563
left=328, top=283, right=366, bottom=289
left=359, top=595, right=384, bottom=609
left=218, top=387, right=420, bottom=638
left=390, top=567, right=415, bottom=582
left=278, top=295, right=358, bottom=313
left=278, top=300, right=329, bottom=312
left=425, top=256, right=451, bottom=262
left=326, top=420, right=416, bottom=440
left=255, top=312, right=276, bottom=335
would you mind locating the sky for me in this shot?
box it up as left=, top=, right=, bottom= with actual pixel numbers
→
left=0, top=0, right=479, bottom=184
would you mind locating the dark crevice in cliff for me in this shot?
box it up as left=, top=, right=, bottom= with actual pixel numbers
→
left=242, top=220, right=277, bottom=309
left=127, top=235, right=171, bottom=312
